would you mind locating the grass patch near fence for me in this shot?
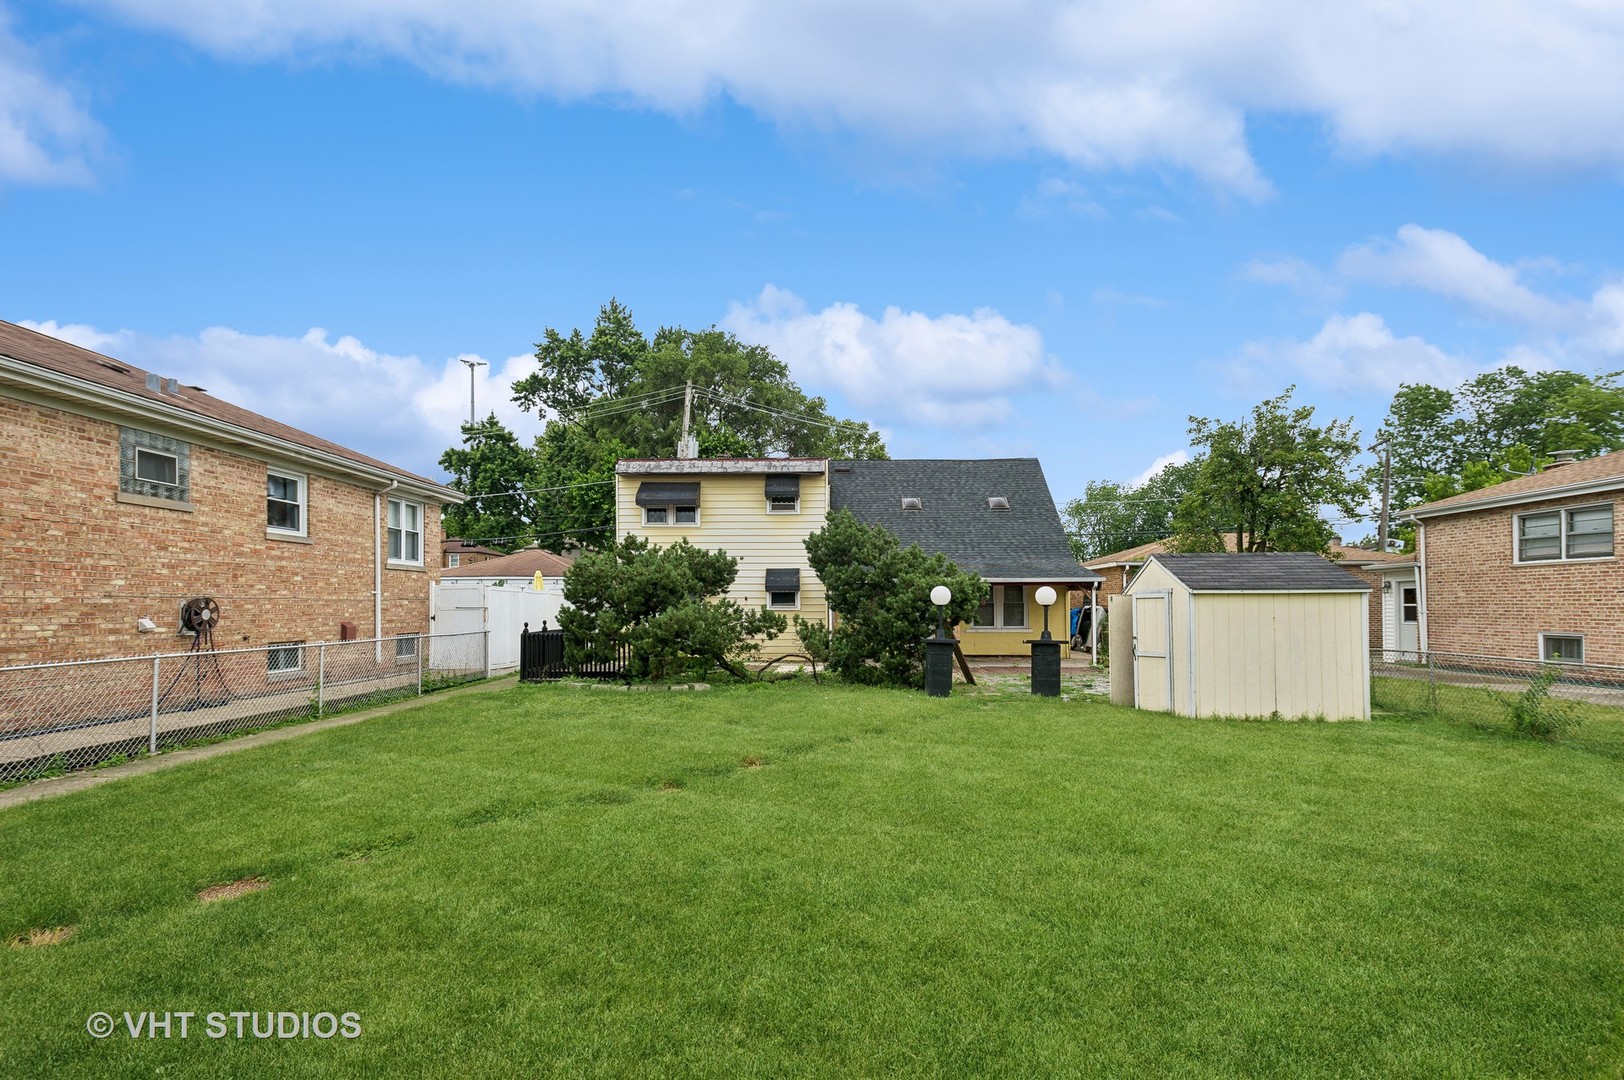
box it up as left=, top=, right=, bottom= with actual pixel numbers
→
left=1, top=683, right=1622, bottom=1078
left=1374, top=672, right=1624, bottom=760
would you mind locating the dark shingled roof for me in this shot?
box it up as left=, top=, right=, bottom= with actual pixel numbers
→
left=829, top=458, right=1097, bottom=583
left=1147, top=553, right=1371, bottom=592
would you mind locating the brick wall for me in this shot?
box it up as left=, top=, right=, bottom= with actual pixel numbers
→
left=1421, top=491, right=1624, bottom=664
left=0, top=397, right=442, bottom=666
left=1336, top=564, right=1384, bottom=650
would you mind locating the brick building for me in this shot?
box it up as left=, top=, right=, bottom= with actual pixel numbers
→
left=1403, top=451, right=1623, bottom=665
left=442, top=539, right=505, bottom=569
left=0, top=319, right=462, bottom=666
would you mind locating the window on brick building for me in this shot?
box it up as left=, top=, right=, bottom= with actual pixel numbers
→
left=395, top=635, right=419, bottom=663
left=388, top=497, right=423, bottom=564
left=119, top=427, right=190, bottom=505
left=1517, top=504, right=1613, bottom=562
left=1539, top=634, right=1584, bottom=663
left=267, top=642, right=304, bottom=674
left=267, top=470, right=306, bottom=536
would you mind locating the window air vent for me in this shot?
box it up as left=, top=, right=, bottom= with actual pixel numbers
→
left=901, top=496, right=923, bottom=511
left=987, top=496, right=1010, bottom=510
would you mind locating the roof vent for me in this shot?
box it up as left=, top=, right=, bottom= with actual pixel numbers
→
left=987, top=496, right=1010, bottom=511
left=833, top=464, right=853, bottom=473
left=1546, top=449, right=1581, bottom=469
left=145, top=372, right=161, bottom=392
left=900, top=496, right=923, bottom=511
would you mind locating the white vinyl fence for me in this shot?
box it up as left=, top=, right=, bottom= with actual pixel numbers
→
left=0, top=631, right=488, bottom=783
left=432, top=581, right=562, bottom=675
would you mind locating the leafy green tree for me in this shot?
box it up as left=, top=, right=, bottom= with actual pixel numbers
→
left=1171, top=388, right=1367, bottom=554
left=437, top=416, right=540, bottom=548
left=510, top=299, right=887, bottom=551
left=513, top=299, right=888, bottom=461
left=802, top=510, right=985, bottom=687
left=557, top=535, right=785, bottom=681
left=1062, top=459, right=1200, bottom=561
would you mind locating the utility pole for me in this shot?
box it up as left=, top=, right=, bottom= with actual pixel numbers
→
left=677, top=380, right=697, bottom=458
left=1378, top=439, right=1392, bottom=550
left=459, top=358, right=487, bottom=428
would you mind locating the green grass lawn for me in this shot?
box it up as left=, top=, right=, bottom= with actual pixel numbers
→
left=2, top=682, right=1622, bottom=1078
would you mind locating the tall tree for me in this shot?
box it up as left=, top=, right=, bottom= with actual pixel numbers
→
left=438, top=416, right=541, bottom=548
left=1172, top=388, right=1367, bottom=554
left=1371, top=368, right=1624, bottom=548
left=1061, top=459, right=1201, bottom=561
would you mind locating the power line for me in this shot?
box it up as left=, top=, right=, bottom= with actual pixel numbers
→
left=443, top=523, right=614, bottom=547
left=460, top=478, right=615, bottom=503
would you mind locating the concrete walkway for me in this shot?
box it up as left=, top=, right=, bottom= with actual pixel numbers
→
left=0, top=674, right=519, bottom=812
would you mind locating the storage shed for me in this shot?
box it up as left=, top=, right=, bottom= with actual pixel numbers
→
left=1117, top=553, right=1372, bottom=720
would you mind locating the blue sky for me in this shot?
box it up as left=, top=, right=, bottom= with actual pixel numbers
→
left=5, top=2, right=1624, bottom=533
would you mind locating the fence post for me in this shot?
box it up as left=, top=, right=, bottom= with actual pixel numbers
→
left=317, top=643, right=327, bottom=718
left=483, top=629, right=492, bottom=681
left=149, top=654, right=160, bottom=754
left=417, top=636, right=424, bottom=696
left=1426, top=650, right=1438, bottom=715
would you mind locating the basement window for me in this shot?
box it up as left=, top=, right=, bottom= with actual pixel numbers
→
left=267, top=642, right=304, bottom=674
left=1539, top=633, right=1584, bottom=663
left=395, top=635, right=419, bottom=663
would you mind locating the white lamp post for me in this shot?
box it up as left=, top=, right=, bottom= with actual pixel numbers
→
left=1035, top=585, right=1057, bottom=640
left=930, top=585, right=952, bottom=639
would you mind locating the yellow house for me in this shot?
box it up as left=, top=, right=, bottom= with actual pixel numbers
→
left=616, top=458, right=831, bottom=659
left=615, top=456, right=1095, bottom=659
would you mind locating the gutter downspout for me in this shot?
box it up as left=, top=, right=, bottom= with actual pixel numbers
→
left=376, top=480, right=398, bottom=664
left=1414, top=519, right=1428, bottom=655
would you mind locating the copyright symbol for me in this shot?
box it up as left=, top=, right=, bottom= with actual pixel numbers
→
left=86, top=1012, right=114, bottom=1039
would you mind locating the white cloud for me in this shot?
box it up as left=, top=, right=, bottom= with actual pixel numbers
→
left=721, top=285, right=1063, bottom=427
left=1236, top=312, right=1474, bottom=394
left=1238, top=256, right=1342, bottom=302
left=1338, top=224, right=1578, bottom=327
left=1128, top=449, right=1187, bottom=487
left=20, top=319, right=539, bottom=478
left=70, top=1, right=1624, bottom=195
left=0, top=10, right=102, bottom=185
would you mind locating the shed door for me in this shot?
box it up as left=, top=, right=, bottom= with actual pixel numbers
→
left=1132, top=590, right=1173, bottom=712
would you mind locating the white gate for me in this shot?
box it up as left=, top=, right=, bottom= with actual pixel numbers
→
left=431, top=582, right=562, bottom=675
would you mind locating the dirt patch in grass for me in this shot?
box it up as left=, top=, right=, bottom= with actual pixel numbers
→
left=739, top=756, right=765, bottom=769
left=9, top=925, right=76, bottom=948
left=659, top=779, right=684, bottom=791
left=198, top=877, right=268, bottom=904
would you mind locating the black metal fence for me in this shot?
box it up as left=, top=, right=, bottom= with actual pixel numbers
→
left=519, top=626, right=632, bottom=682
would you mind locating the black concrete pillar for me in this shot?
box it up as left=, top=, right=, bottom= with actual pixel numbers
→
left=1027, top=638, right=1062, bottom=696
left=924, top=637, right=955, bottom=697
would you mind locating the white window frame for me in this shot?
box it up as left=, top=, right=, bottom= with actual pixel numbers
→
left=1513, top=502, right=1614, bottom=564
left=1538, top=632, right=1584, bottom=664
left=447, top=552, right=460, bottom=568
left=969, top=585, right=1030, bottom=631
left=388, top=497, right=424, bottom=565
left=267, top=641, right=304, bottom=675
left=766, top=493, right=800, bottom=514
left=768, top=588, right=800, bottom=610
left=643, top=504, right=699, bottom=526
left=394, top=634, right=419, bottom=663
left=266, top=469, right=307, bottom=537
left=135, top=447, right=179, bottom=486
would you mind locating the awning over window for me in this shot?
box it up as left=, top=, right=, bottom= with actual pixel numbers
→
left=764, top=475, right=801, bottom=497
left=765, top=568, right=801, bottom=591
left=635, top=481, right=700, bottom=507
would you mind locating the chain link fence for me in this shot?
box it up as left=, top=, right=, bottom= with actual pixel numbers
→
left=0, top=631, right=489, bottom=784
left=1371, top=649, right=1624, bottom=759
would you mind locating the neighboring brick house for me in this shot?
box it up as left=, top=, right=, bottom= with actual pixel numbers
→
left=1402, top=451, right=1624, bottom=665
left=614, top=456, right=1096, bottom=658
left=1083, top=535, right=1408, bottom=650
left=0, top=318, right=462, bottom=666
left=442, top=539, right=505, bottom=569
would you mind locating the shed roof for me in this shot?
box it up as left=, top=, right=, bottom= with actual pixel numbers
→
left=1088, top=535, right=1407, bottom=569
left=828, top=458, right=1097, bottom=583
left=1145, top=553, right=1371, bottom=592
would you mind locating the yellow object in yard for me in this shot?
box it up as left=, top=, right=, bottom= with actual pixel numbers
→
left=533, top=571, right=544, bottom=591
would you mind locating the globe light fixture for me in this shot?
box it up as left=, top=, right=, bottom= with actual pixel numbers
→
left=1035, top=585, right=1058, bottom=640
left=930, top=585, right=952, bottom=639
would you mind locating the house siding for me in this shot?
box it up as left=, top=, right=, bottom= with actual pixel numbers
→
left=0, top=396, right=441, bottom=665
left=1420, top=490, right=1624, bottom=664
left=616, top=468, right=830, bottom=660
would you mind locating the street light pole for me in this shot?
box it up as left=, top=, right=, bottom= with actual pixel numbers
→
left=459, top=358, right=488, bottom=428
